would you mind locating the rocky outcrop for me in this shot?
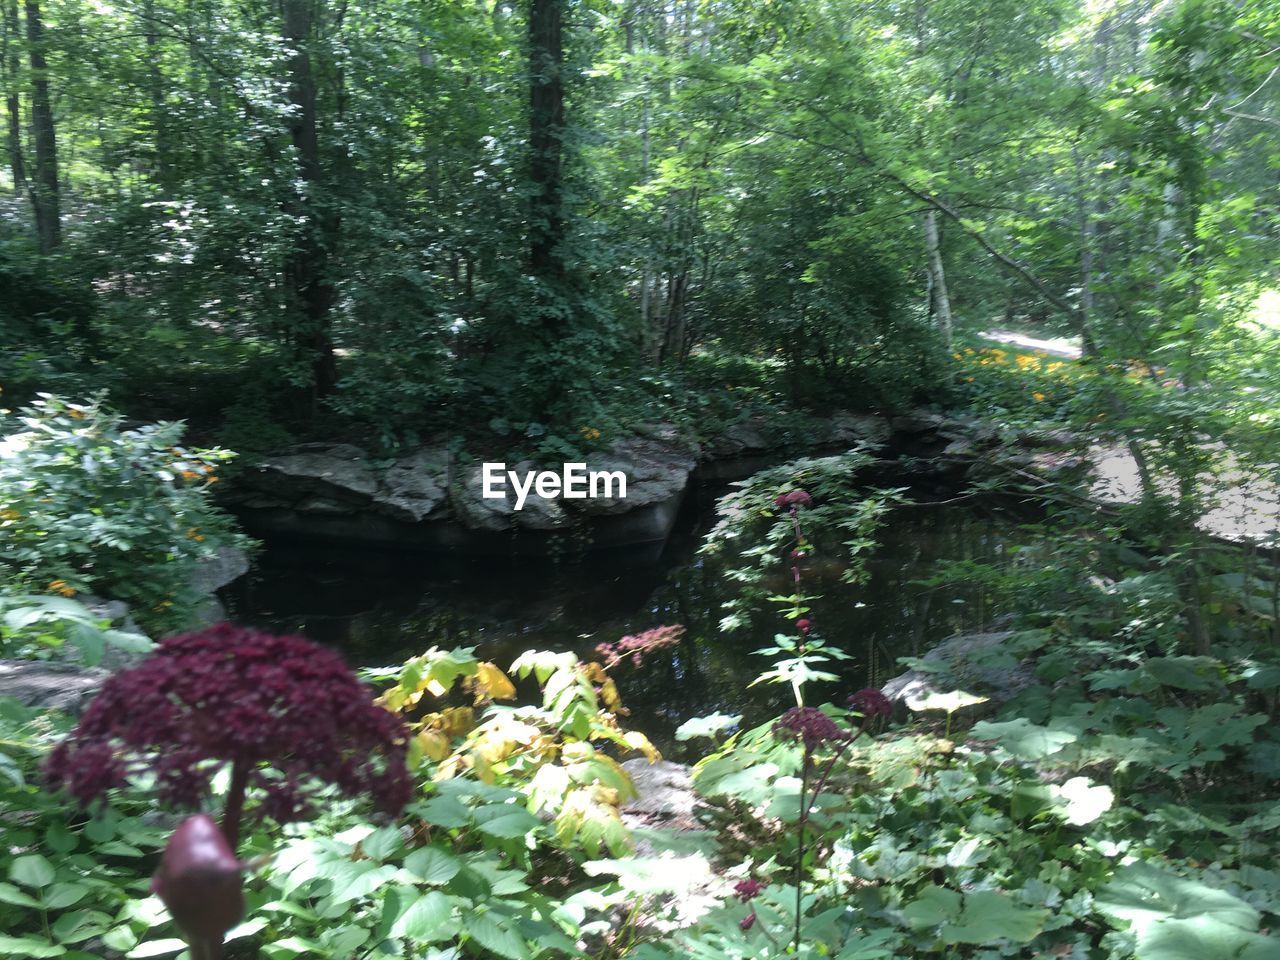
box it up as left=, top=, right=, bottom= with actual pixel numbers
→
left=881, top=630, right=1036, bottom=714
left=0, top=660, right=109, bottom=713
left=220, top=407, right=1096, bottom=555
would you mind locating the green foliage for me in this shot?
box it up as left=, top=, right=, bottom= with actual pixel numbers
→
left=0, top=395, right=248, bottom=633
left=369, top=645, right=660, bottom=858
left=701, top=452, right=903, bottom=637
left=0, top=594, right=152, bottom=665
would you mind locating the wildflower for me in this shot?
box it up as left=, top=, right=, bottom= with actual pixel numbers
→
left=46, top=624, right=412, bottom=829
left=580, top=426, right=601, bottom=441
left=48, top=580, right=76, bottom=597
left=734, top=878, right=763, bottom=901
left=1032, top=391, right=1046, bottom=402
left=796, top=618, right=812, bottom=635
left=596, top=624, right=685, bottom=670
left=774, top=489, right=813, bottom=511
left=740, top=913, right=757, bottom=931
left=774, top=706, right=850, bottom=750
left=151, top=813, right=244, bottom=947
left=848, top=688, right=892, bottom=719
left=181, top=471, right=201, bottom=481
left=1015, top=355, right=1039, bottom=370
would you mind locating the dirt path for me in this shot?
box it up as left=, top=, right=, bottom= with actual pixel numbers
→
left=979, top=328, right=1278, bottom=546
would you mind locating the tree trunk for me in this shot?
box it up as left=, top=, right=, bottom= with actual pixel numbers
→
left=3, top=0, right=24, bottom=196
left=922, top=209, right=952, bottom=346
left=527, top=0, right=564, bottom=293
left=282, top=0, right=337, bottom=399
left=25, top=0, right=58, bottom=252
left=142, top=0, right=172, bottom=190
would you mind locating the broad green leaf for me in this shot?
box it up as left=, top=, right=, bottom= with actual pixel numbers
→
left=466, top=912, right=530, bottom=960
left=389, top=890, right=453, bottom=941
left=404, top=846, right=462, bottom=885
left=8, top=855, right=55, bottom=889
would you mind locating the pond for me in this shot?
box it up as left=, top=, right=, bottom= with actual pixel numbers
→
left=229, top=486, right=1025, bottom=759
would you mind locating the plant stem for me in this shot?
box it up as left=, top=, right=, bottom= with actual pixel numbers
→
left=794, top=746, right=810, bottom=952
left=221, top=756, right=250, bottom=849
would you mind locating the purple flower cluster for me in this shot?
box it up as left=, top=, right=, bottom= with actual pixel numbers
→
left=848, top=687, right=893, bottom=720
left=734, top=878, right=763, bottom=901
left=46, top=624, right=412, bottom=823
left=774, top=489, right=813, bottom=511
left=595, top=624, right=685, bottom=669
left=774, top=706, right=851, bottom=750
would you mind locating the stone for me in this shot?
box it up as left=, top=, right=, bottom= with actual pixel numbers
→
left=0, top=660, right=109, bottom=713
left=829, top=412, right=892, bottom=446
left=621, top=759, right=696, bottom=821
left=374, top=447, right=450, bottom=522
left=576, top=436, right=697, bottom=517
left=891, top=409, right=948, bottom=435
left=707, top=419, right=771, bottom=457
left=189, top=546, right=250, bottom=595
left=881, top=631, right=1035, bottom=712
left=450, top=463, right=516, bottom=532
left=250, top=443, right=376, bottom=505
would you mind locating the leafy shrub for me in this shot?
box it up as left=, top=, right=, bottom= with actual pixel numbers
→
left=370, top=644, right=662, bottom=857
left=0, top=395, right=249, bottom=633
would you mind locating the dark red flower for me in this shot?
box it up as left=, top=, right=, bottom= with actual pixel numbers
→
left=740, top=912, right=757, bottom=931
left=734, top=878, right=763, bottom=901
left=151, top=814, right=244, bottom=945
left=848, top=688, right=893, bottom=720
left=46, top=624, right=412, bottom=824
left=774, top=489, right=813, bottom=510
left=596, top=625, right=685, bottom=670
left=796, top=618, right=812, bottom=635
left=774, top=706, right=851, bottom=750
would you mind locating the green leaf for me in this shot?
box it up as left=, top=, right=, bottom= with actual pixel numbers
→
left=403, top=847, right=462, bottom=885
left=389, top=890, right=453, bottom=941
left=1144, top=656, right=1221, bottom=691
left=1050, top=776, right=1114, bottom=826
left=466, top=911, right=531, bottom=960
left=0, top=882, right=41, bottom=908
left=902, top=885, right=961, bottom=928
left=939, top=891, right=1048, bottom=944
left=8, top=855, right=55, bottom=889
left=124, top=941, right=187, bottom=959
left=474, top=807, right=541, bottom=839
left=1097, top=863, right=1260, bottom=942
left=0, top=935, right=65, bottom=958
left=675, top=713, right=742, bottom=741
left=969, top=718, right=1078, bottom=760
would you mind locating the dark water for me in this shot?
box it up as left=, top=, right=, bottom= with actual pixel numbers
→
left=231, top=490, right=1022, bottom=758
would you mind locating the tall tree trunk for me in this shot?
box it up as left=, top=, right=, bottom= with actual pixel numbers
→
left=922, top=209, right=952, bottom=346
left=3, top=0, right=24, bottom=196
left=142, top=0, right=172, bottom=190
left=24, top=0, right=58, bottom=252
left=527, top=0, right=564, bottom=293
left=282, top=0, right=337, bottom=399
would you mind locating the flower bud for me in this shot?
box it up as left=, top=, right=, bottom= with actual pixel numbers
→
left=151, top=814, right=244, bottom=945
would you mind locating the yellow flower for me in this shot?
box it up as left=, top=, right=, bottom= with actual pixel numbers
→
left=181, top=470, right=200, bottom=481
left=580, top=426, right=601, bottom=441
left=964, top=376, right=975, bottom=383
left=48, top=580, right=76, bottom=597
left=0, top=508, right=19, bottom=521
left=1015, top=354, right=1040, bottom=370
left=952, top=352, right=963, bottom=360
left=1033, top=391, right=1046, bottom=402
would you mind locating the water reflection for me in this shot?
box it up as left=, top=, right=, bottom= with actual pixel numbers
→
left=234, top=494, right=1021, bottom=758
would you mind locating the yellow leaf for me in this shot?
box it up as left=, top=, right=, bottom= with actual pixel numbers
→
left=472, top=662, right=517, bottom=703
left=415, top=729, right=450, bottom=762
left=622, top=730, right=661, bottom=762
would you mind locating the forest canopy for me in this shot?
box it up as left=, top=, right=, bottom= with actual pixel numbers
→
left=1, top=0, right=1276, bottom=446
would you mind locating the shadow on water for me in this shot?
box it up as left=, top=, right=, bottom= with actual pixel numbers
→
left=230, top=488, right=1025, bottom=759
